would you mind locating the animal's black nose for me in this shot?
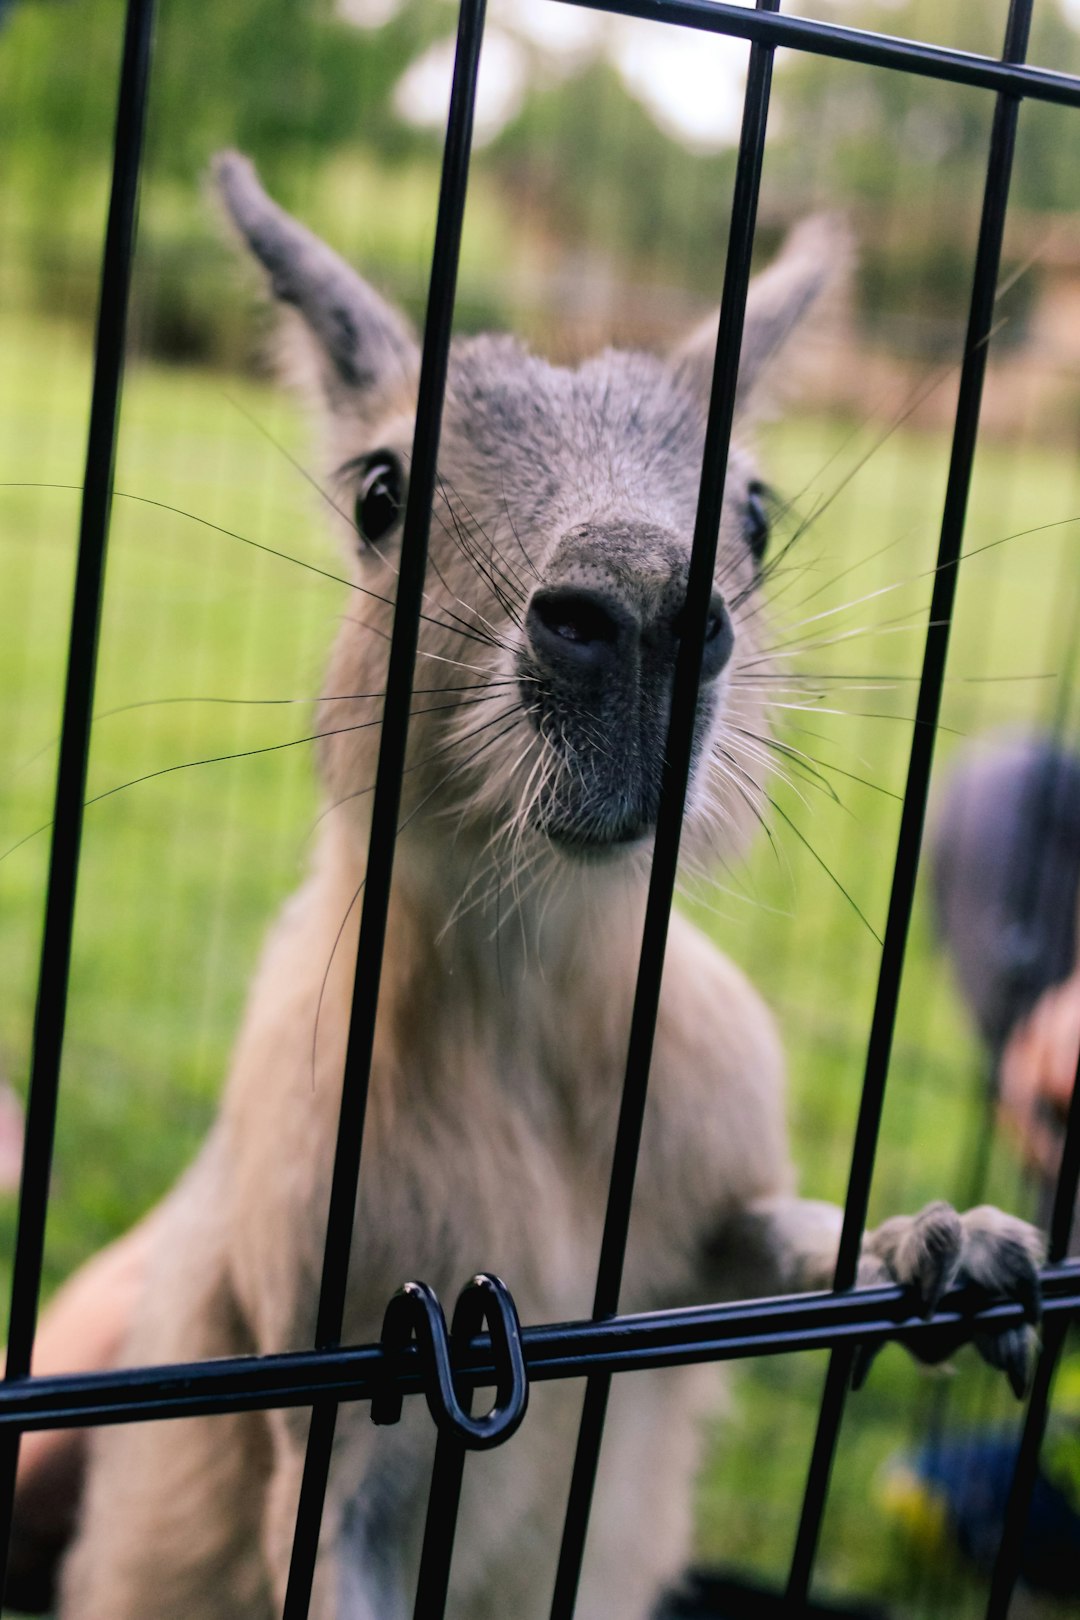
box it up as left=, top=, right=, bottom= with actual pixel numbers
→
left=526, top=587, right=633, bottom=674
left=527, top=586, right=735, bottom=682
left=670, top=591, right=735, bottom=683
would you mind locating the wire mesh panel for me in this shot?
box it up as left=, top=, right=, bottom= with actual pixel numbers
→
left=3, top=2, right=1080, bottom=1620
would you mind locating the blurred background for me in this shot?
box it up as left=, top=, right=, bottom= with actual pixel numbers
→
left=4, top=0, right=1080, bottom=1614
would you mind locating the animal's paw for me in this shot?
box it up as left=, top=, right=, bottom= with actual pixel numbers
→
left=852, top=1202, right=1044, bottom=1397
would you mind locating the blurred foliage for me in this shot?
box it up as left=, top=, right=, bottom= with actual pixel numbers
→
left=4, top=0, right=1080, bottom=366
left=774, top=1, right=1080, bottom=216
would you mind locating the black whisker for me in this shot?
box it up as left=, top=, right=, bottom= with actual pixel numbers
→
left=436, top=477, right=526, bottom=627
left=498, top=472, right=541, bottom=582
left=313, top=701, right=527, bottom=831
left=736, top=728, right=902, bottom=802
left=310, top=872, right=366, bottom=1086
left=759, top=701, right=965, bottom=737
left=223, top=390, right=357, bottom=535
left=0, top=693, right=517, bottom=863
left=1, top=481, right=503, bottom=652
left=758, top=780, right=882, bottom=945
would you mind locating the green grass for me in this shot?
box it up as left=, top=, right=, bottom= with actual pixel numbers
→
left=3, top=312, right=1079, bottom=1614
left=1, top=311, right=345, bottom=1274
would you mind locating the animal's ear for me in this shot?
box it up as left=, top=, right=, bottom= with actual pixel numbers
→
left=671, top=216, right=851, bottom=412
left=213, top=151, right=419, bottom=414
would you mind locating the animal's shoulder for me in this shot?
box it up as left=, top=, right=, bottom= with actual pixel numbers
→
left=659, top=909, right=784, bottom=1089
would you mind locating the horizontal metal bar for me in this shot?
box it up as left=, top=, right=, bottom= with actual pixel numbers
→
left=555, top=0, right=1080, bottom=109
left=0, top=1265, right=1076, bottom=1435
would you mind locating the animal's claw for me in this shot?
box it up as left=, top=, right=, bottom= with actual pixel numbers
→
left=974, top=1323, right=1036, bottom=1399
left=900, top=1202, right=964, bottom=1315
left=850, top=1340, right=879, bottom=1391
left=854, top=1202, right=1044, bottom=1396
left=956, top=1206, right=1044, bottom=1325
left=862, top=1201, right=963, bottom=1314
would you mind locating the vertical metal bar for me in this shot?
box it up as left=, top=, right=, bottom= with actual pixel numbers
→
left=547, top=1375, right=611, bottom=1620
left=280, top=1401, right=338, bottom=1620
left=983, top=1042, right=1080, bottom=1618
left=981, top=1316, right=1066, bottom=1620
left=0, top=0, right=155, bottom=1602
left=785, top=1, right=1033, bottom=1602
left=548, top=7, right=780, bottom=1614
left=279, top=1, right=486, bottom=1613
left=311, top=0, right=485, bottom=1364
left=411, top=1432, right=468, bottom=1618
left=1047, top=1104, right=1080, bottom=1270
left=932, top=622, right=1080, bottom=1619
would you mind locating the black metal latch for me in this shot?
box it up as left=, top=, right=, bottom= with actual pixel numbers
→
left=371, top=1274, right=529, bottom=1450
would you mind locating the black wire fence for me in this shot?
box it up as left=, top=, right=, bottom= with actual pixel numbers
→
left=5, top=1, right=1080, bottom=1618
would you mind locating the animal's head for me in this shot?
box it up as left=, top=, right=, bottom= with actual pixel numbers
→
left=215, top=153, right=838, bottom=896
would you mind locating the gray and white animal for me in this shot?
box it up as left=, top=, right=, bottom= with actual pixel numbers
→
left=53, top=154, right=1043, bottom=1620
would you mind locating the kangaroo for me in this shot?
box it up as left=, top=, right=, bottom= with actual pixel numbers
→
left=50, top=154, right=1043, bottom=1620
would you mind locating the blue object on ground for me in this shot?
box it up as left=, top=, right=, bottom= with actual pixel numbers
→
left=885, top=1428, right=1080, bottom=1599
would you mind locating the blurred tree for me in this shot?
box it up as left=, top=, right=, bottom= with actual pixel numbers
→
left=3, top=0, right=1079, bottom=356
left=769, top=0, right=1080, bottom=216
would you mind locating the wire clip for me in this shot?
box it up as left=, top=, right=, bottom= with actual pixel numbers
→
left=370, top=1274, right=528, bottom=1450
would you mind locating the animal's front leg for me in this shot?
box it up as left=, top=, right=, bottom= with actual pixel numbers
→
left=262, top=1411, right=415, bottom=1620
left=711, top=1195, right=1044, bottom=1391
left=705, top=1193, right=845, bottom=1299
left=262, top=1417, right=345, bottom=1620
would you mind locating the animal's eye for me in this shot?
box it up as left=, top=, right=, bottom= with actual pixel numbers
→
left=355, top=452, right=404, bottom=544
left=743, top=479, right=770, bottom=562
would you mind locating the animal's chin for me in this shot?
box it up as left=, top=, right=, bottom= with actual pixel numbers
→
left=538, top=816, right=653, bottom=862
